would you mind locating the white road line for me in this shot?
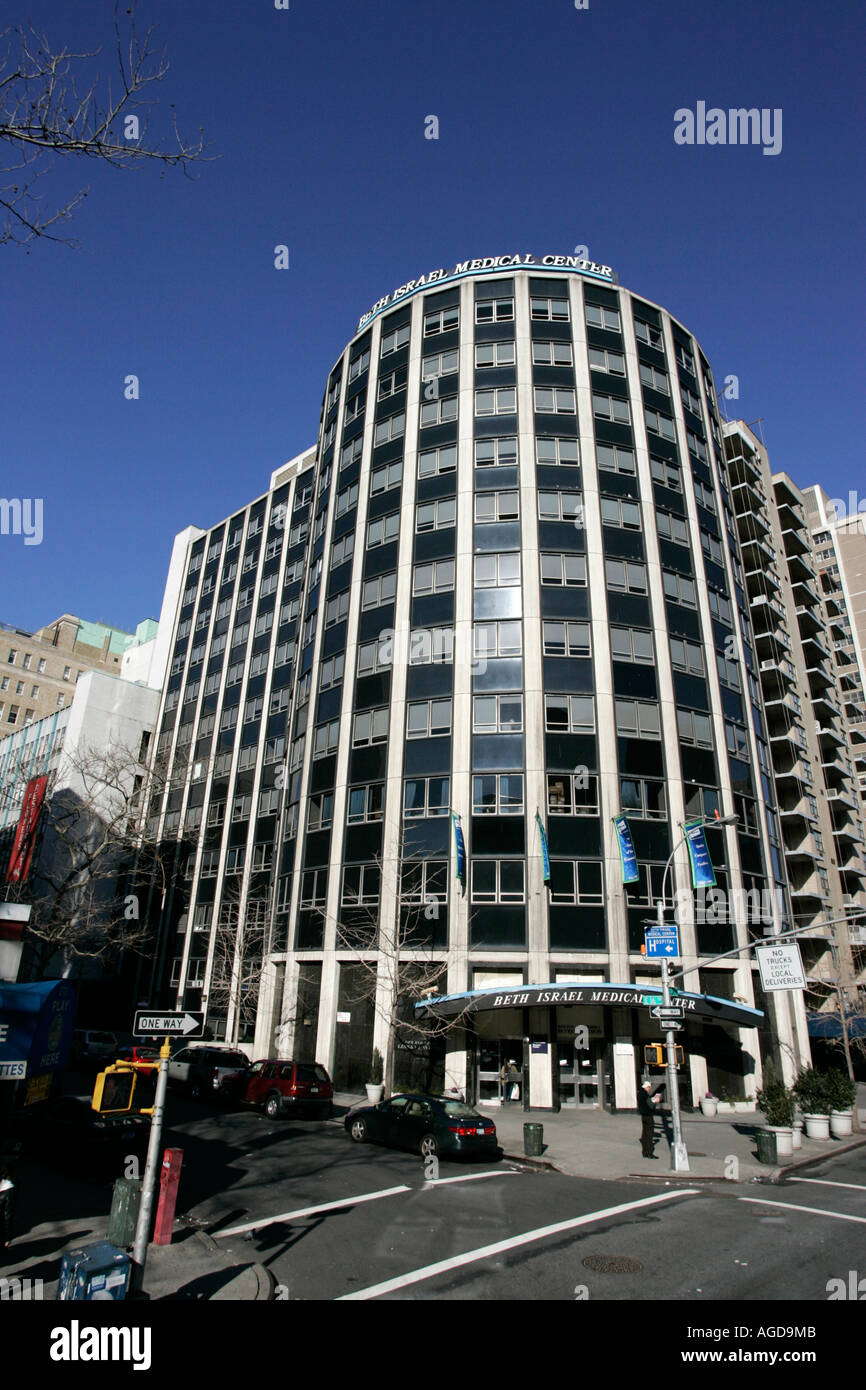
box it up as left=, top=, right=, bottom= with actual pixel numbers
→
left=789, top=1177, right=866, bottom=1193
left=217, top=1184, right=412, bottom=1236
left=739, top=1197, right=866, bottom=1225
left=336, top=1188, right=700, bottom=1300
left=425, top=1169, right=524, bottom=1188
left=216, top=1168, right=522, bottom=1236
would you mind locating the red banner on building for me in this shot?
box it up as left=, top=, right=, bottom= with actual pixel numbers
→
left=6, top=775, right=48, bottom=884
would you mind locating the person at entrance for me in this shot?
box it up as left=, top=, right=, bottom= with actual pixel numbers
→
left=500, top=1059, right=519, bottom=1103
left=638, top=1080, right=660, bottom=1158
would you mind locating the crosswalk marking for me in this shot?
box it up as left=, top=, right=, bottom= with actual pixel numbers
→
left=337, top=1189, right=700, bottom=1300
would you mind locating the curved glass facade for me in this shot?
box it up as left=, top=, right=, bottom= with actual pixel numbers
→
left=150, top=264, right=808, bottom=1106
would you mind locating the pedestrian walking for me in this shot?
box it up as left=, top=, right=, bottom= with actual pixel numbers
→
left=637, top=1080, right=660, bottom=1158
left=0, top=1164, right=15, bottom=1251
left=500, top=1059, right=518, bottom=1103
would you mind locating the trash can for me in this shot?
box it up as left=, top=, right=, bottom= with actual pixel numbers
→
left=523, top=1122, right=544, bottom=1158
left=755, top=1128, right=777, bottom=1165
left=57, top=1240, right=132, bottom=1301
left=107, top=1176, right=142, bottom=1248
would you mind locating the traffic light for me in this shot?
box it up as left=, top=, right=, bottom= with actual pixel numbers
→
left=92, top=1062, right=158, bottom=1117
left=643, top=1044, right=685, bottom=1068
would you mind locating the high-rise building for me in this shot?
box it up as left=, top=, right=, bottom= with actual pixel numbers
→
left=724, top=425, right=866, bottom=1016
left=141, top=257, right=814, bottom=1111
left=802, top=486, right=866, bottom=821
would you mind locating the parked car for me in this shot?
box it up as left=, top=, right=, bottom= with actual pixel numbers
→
left=167, top=1046, right=251, bottom=1101
left=115, top=1046, right=160, bottom=1064
left=71, top=1030, right=120, bottom=1065
left=345, top=1093, right=499, bottom=1160
left=244, top=1059, right=334, bottom=1119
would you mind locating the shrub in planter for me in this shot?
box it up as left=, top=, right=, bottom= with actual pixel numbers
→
left=369, top=1048, right=384, bottom=1086
left=756, top=1072, right=795, bottom=1129
left=825, top=1068, right=856, bottom=1114
left=792, top=1066, right=833, bottom=1117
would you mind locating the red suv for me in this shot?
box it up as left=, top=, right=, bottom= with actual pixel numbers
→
left=244, top=1059, right=334, bottom=1119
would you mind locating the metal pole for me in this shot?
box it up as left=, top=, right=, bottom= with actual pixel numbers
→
left=131, top=1036, right=171, bottom=1288
left=827, top=930, right=861, bottom=1133
left=657, top=899, right=689, bottom=1172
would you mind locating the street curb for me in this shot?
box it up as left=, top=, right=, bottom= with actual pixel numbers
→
left=251, top=1263, right=276, bottom=1301
left=768, top=1134, right=866, bottom=1184
left=502, top=1149, right=561, bottom=1173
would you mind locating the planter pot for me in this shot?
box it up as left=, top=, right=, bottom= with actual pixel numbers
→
left=804, top=1113, right=831, bottom=1140
left=365, top=1083, right=385, bottom=1104
left=767, top=1125, right=794, bottom=1158
left=792, top=1120, right=803, bottom=1151
left=830, top=1109, right=853, bottom=1138
left=700, top=1098, right=718, bottom=1117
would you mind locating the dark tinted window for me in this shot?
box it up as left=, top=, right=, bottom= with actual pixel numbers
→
left=442, top=1101, right=481, bottom=1118
left=210, top=1051, right=250, bottom=1068
left=298, top=1064, right=329, bottom=1083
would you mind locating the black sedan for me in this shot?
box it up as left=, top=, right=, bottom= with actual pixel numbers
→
left=345, top=1092, right=499, bottom=1160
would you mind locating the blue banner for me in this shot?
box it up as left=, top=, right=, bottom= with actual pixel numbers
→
left=452, top=812, right=466, bottom=882
left=684, top=820, right=717, bottom=888
left=535, top=811, right=551, bottom=883
left=613, top=815, right=640, bottom=884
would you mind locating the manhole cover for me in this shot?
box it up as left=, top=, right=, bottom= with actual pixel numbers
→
left=582, top=1255, right=643, bottom=1274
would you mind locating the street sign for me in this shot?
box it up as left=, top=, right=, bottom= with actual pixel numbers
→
left=645, top=926, right=679, bottom=958
left=755, top=943, right=806, bottom=993
left=651, top=1006, right=685, bottom=1022
left=655, top=1020, right=684, bottom=1031
left=133, top=1010, right=204, bottom=1038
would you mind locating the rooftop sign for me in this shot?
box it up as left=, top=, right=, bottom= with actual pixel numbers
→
left=357, top=253, right=616, bottom=332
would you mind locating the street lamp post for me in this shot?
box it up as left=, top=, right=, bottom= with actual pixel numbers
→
left=654, top=813, right=739, bottom=1173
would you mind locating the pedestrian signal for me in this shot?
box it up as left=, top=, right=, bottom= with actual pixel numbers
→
left=643, top=1044, right=684, bottom=1067
left=92, top=1062, right=158, bottom=1116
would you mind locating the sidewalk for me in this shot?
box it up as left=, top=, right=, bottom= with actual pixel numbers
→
left=0, top=1158, right=273, bottom=1300
left=485, top=1101, right=866, bottom=1183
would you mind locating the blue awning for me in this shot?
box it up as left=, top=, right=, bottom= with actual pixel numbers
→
left=807, top=1012, right=866, bottom=1040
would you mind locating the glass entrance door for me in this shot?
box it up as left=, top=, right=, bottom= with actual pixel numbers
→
left=477, top=1041, right=523, bottom=1105
left=558, top=1040, right=610, bottom=1107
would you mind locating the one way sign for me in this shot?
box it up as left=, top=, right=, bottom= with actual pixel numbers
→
left=134, top=1010, right=204, bottom=1038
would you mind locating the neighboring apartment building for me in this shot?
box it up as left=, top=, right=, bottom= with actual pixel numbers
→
left=0, top=668, right=162, bottom=991
left=0, top=614, right=154, bottom=732
left=724, top=423, right=866, bottom=1014
left=802, top=487, right=866, bottom=824
left=140, top=258, right=815, bottom=1109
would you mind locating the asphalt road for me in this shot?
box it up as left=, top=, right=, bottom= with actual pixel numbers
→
left=157, top=1096, right=866, bottom=1304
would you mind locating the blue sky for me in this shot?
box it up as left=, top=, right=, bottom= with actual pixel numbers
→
left=2, top=0, right=863, bottom=636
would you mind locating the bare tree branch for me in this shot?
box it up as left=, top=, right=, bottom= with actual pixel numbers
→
left=5, top=734, right=174, bottom=976
left=0, top=2, right=212, bottom=247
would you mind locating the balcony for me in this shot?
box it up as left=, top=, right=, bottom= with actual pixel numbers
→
left=790, top=572, right=820, bottom=604
left=778, top=795, right=817, bottom=823
left=732, top=476, right=766, bottom=513
left=726, top=447, right=763, bottom=487
left=795, top=603, right=824, bottom=636
left=808, top=669, right=837, bottom=698
left=802, top=632, right=832, bottom=664
left=768, top=722, right=807, bottom=753
left=741, top=535, right=778, bottom=570
left=772, top=757, right=812, bottom=786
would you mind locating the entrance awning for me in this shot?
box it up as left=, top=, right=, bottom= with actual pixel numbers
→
left=415, top=981, right=764, bottom=1029
left=807, top=1011, right=866, bottom=1039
